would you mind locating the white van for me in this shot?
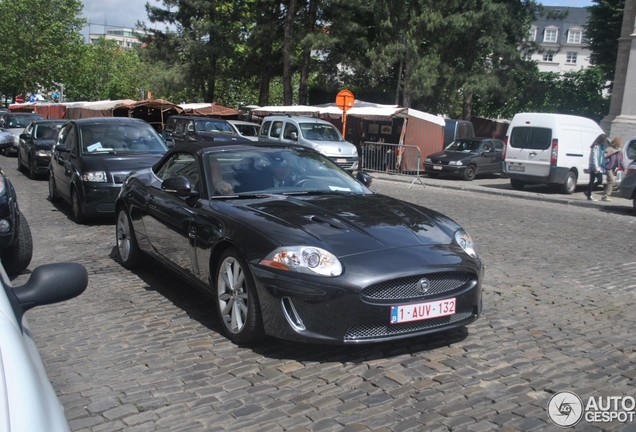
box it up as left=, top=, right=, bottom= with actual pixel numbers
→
left=502, top=113, right=604, bottom=194
left=260, top=115, right=359, bottom=171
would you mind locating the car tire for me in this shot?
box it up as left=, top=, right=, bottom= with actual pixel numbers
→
left=71, top=187, right=86, bottom=224
left=510, top=179, right=525, bottom=190
left=215, top=247, right=264, bottom=344
left=463, top=165, right=477, bottom=181
left=28, top=158, right=37, bottom=179
left=17, top=152, right=25, bottom=172
left=116, top=207, right=142, bottom=269
left=1, top=211, right=33, bottom=276
left=48, top=173, right=61, bottom=202
left=560, top=171, right=577, bottom=194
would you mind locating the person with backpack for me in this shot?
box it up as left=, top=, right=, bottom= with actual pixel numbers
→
left=601, top=137, right=623, bottom=202
left=585, top=133, right=607, bottom=201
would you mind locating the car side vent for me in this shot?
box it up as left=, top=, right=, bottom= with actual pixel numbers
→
left=281, top=297, right=306, bottom=331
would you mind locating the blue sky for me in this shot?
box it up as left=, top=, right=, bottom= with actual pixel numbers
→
left=79, top=0, right=595, bottom=34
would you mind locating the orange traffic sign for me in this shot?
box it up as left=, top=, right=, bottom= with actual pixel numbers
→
left=336, top=89, right=355, bottom=111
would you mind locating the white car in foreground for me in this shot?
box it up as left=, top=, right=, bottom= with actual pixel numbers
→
left=0, top=261, right=87, bottom=431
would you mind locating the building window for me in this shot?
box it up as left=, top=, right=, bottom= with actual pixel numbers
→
left=543, top=53, right=554, bottom=62
left=528, top=28, right=537, bottom=41
left=567, top=30, right=582, bottom=44
left=544, top=29, right=558, bottom=43
left=566, top=52, right=577, bottom=64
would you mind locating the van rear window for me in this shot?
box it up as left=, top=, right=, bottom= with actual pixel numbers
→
left=509, top=127, right=552, bottom=150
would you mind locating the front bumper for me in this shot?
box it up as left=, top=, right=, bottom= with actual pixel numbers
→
left=80, top=182, right=123, bottom=216
left=251, top=246, right=483, bottom=344
left=424, top=163, right=465, bottom=177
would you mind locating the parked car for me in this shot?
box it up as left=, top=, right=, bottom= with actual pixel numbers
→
left=259, top=115, right=359, bottom=171
left=0, top=260, right=88, bottom=432
left=0, top=138, right=33, bottom=276
left=0, top=112, right=45, bottom=156
left=444, top=119, right=475, bottom=147
left=424, top=137, right=504, bottom=180
left=227, top=119, right=260, bottom=141
left=115, top=141, right=482, bottom=345
left=502, top=113, right=604, bottom=194
left=48, top=117, right=168, bottom=224
left=621, top=136, right=636, bottom=170
left=162, top=115, right=243, bottom=147
left=619, top=160, right=636, bottom=213
left=17, top=119, right=67, bottom=179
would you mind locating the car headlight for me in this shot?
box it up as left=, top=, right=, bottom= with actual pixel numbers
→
left=81, top=171, right=108, bottom=182
left=260, top=246, right=343, bottom=277
left=36, top=149, right=52, bottom=157
left=454, top=229, right=478, bottom=259
left=425, top=158, right=432, bottom=163
left=449, top=161, right=463, bottom=166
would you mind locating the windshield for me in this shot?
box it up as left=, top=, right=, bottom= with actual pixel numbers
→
left=234, top=124, right=259, bottom=137
left=205, top=147, right=369, bottom=197
left=445, top=139, right=482, bottom=153
left=7, top=114, right=42, bottom=128
left=34, top=122, right=65, bottom=139
left=194, top=119, right=233, bottom=134
left=299, top=123, right=343, bottom=142
left=80, top=123, right=168, bottom=155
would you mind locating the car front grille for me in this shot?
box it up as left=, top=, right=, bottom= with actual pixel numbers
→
left=362, top=272, right=474, bottom=301
left=112, top=172, right=131, bottom=185
left=343, top=308, right=475, bottom=342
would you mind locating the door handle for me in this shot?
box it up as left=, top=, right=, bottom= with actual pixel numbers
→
left=529, top=151, right=537, bottom=157
left=189, top=227, right=197, bottom=239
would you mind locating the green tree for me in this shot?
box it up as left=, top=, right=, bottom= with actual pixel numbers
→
left=585, top=0, right=623, bottom=89
left=0, top=0, right=84, bottom=101
left=64, top=39, right=146, bottom=101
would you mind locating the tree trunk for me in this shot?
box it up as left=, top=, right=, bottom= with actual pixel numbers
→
left=299, top=0, right=318, bottom=105
left=283, top=0, right=297, bottom=105
left=394, top=57, right=403, bottom=106
left=401, top=53, right=413, bottom=108
left=462, top=90, right=472, bottom=121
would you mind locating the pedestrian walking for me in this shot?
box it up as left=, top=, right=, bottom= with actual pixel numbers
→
left=585, top=133, right=607, bottom=201
left=601, top=137, right=623, bottom=202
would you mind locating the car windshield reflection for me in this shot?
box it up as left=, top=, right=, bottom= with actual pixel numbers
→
left=79, top=124, right=168, bottom=155
left=205, top=148, right=369, bottom=197
left=446, top=140, right=481, bottom=153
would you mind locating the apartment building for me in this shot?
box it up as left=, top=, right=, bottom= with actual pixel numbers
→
left=526, top=6, right=591, bottom=74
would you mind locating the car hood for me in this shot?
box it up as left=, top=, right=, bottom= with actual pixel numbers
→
left=427, top=151, right=475, bottom=162
left=33, top=139, right=55, bottom=148
left=228, top=193, right=459, bottom=257
left=82, top=154, right=164, bottom=172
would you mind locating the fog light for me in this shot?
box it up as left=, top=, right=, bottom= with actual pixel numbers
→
left=0, top=219, right=10, bottom=233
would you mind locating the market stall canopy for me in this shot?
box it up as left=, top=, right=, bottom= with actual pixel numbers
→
left=7, top=102, right=38, bottom=113
left=177, top=102, right=239, bottom=117
left=65, top=99, right=137, bottom=119
left=250, top=105, right=320, bottom=117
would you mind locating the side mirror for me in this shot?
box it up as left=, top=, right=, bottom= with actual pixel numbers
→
left=356, top=171, right=373, bottom=187
left=55, top=144, right=69, bottom=153
left=162, top=175, right=194, bottom=196
left=19, top=133, right=29, bottom=140
left=9, top=263, right=88, bottom=323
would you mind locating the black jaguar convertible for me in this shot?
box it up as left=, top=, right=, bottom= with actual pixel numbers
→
left=115, top=142, right=483, bottom=345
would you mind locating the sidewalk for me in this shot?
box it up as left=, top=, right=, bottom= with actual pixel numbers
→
left=368, top=171, right=635, bottom=213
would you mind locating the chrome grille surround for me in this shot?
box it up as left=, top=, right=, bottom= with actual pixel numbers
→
left=362, top=272, right=474, bottom=301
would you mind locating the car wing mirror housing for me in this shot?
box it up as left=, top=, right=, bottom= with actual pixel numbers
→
left=55, top=144, right=69, bottom=152
left=8, top=263, right=88, bottom=323
left=356, top=170, right=373, bottom=187
left=162, top=175, right=195, bottom=196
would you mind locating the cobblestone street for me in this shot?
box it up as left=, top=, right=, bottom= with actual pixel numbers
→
left=6, top=155, right=636, bottom=432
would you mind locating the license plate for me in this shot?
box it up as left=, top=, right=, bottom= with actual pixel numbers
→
left=433, top=165, right=443, bottom=170
left=508, top=165, right=525, bottom=172
left=390, top=298, right=456, bottom=324
left=336, top=158, right=346, bottom=163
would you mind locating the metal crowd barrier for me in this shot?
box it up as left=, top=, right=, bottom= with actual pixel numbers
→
left=361, top=141, right=424, bottom=188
